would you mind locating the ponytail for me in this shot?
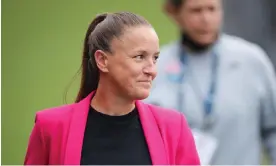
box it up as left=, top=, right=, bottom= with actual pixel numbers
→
left=75, top=14, right=107, bottom=103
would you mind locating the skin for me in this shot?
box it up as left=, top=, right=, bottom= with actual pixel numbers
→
left=164, top=0, right=223, bottom=45
left=91, top=25, right=160, bottom=116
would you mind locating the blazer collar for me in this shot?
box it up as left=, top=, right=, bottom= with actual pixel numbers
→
left=63, top=92, right=92, bottom=165
left=64, top=92, right=168, bottom=165
left=136, top=101, right=168, bottom=165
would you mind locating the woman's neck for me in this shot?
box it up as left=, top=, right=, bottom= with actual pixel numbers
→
left=91, top=81, right=135, bottom=116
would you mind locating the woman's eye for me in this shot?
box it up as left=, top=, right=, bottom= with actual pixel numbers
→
left=153, top=55, right=159, bottom=63
left=134, top=55, right=144, bottom=60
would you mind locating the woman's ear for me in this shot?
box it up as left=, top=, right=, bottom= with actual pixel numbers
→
left=163, top=1, right=182, bottom=27
left=94, top=50, right=109, bottom=73
left=163, top=1, right=178, bottom=18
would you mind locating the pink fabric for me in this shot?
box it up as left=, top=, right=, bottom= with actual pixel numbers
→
left=24, top=92, right=200, bottom=165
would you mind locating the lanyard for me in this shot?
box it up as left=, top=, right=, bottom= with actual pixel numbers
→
left=177, top=48, right=219, bottom=119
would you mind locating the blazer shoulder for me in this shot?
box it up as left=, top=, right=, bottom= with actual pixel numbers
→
left=146, top=104, right=184, bottom=128
left=35, top=104, right=75, bottom=129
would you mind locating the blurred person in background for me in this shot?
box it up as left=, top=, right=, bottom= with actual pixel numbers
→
left=24, top=12, right=200, bottom=165
left=146, top=0, right=276, bottom=164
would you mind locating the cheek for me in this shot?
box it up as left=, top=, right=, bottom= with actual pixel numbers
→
left=110, top=61, right=141, bottom=87
left=214, top=14, right=222, bottom=26
left=181, top=16, right=199, bottom=32
left=123, top=63, right=142, bottom=83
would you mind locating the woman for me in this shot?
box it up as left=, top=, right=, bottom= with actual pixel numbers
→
left=24, top=12, right=200, bottom=165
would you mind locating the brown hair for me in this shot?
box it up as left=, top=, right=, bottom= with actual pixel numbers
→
left=167, top=0, right=184, bottom=7
left=75, top=12, right=151, bottom=103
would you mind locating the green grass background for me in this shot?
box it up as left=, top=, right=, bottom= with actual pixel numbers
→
left=2, top=0, right=270, bottom=165
left=2, top=0, right=178, bottom=164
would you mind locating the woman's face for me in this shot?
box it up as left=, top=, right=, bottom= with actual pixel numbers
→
left=100, top=25, right=160, bottom=100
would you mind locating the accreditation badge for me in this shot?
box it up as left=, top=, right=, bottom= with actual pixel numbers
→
left=191, top=128, right=218, bottom=165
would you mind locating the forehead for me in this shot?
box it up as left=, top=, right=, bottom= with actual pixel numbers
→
left=183, top=0, right=221, bottom=8
left=110, top=26, right=159, bottom=53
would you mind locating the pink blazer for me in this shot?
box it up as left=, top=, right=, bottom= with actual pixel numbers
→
left=24, top=92, right=200, bottom=165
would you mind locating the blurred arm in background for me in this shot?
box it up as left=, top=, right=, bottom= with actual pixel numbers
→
left=258, top=47, right=276, bottom=164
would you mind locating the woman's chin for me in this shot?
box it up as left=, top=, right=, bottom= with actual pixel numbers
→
left=133, top=89, right=150, bottom=100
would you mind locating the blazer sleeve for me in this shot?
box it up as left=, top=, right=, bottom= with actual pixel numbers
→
left=24, top=114, right=48, bottom=165
left=175, top=114, right=201, bottom=165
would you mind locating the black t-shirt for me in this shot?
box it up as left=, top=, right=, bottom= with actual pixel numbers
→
left=81, top=106, right=152, bottom=165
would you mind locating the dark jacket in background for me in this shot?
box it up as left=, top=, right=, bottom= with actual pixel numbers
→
left=222, top=0, right=276, bottom=69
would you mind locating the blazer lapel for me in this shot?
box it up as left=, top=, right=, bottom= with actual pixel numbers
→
left=63, top=93, right=94, bottom=165
left=63, top=93, right=168, bottom=165
left=136, top=101, right=168, bottom=165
